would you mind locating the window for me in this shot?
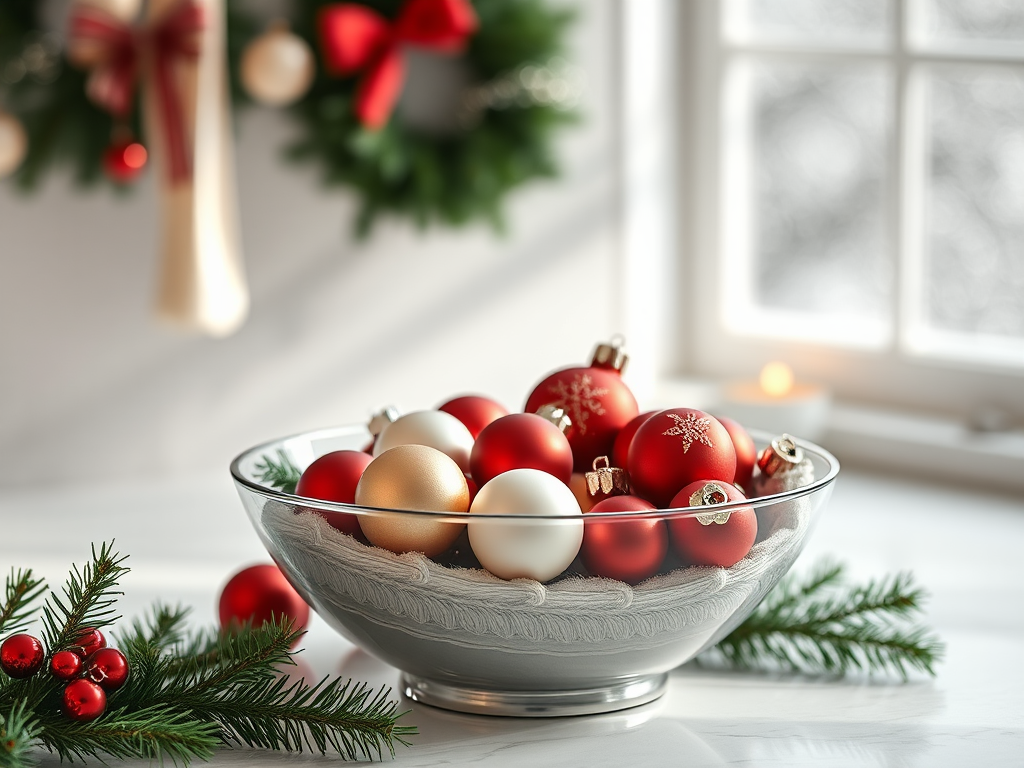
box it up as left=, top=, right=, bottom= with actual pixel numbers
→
left=679, top=0, right=1024, bottom=421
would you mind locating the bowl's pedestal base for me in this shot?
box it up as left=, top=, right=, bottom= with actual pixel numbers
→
left=401, top=672, right=668, bottom=717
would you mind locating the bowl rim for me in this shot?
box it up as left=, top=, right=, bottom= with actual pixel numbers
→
left=230, top=424, right=840, bottom=522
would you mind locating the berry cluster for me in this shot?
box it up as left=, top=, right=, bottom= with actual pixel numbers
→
left=0, top=627, right=129, bottom=722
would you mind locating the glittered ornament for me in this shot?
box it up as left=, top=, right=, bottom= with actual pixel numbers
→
left=102, top=138, right=147, bottom=183
left=1, top=634, right=44, bottom=679
left=611, top=410, right=656, bottom=472
left=468, top=468, right=583, bottom=582
left=374, top=410, right=474, bottom=474
left=85, top=647, right=130, bottom=691
left=355, top=444, right=469, bottom=557
left=470, top=413, right=573, bottom=486
left=525, top=340, right=640, bottom=473
left=582, top=495, right=667, bottom=584
left=219, top=564, right=310, bottom=638
left=295, top=450, right=373, bottom=536
left=668, top=481, right=757, bottom=568
left=241, top=22, right=315, bottom=106
left=716, top=415, right=756, bottom=492
left=50, top=650, right=84, bottom=681
left=0, top=110, right=28, bottom=178
left=63, top=678, right=106, bottom=722
left=628, top=409, right=737, bottom=507
left=72, top=627, right=107, bottom=658
left=437, top=394, right=509, bottom=439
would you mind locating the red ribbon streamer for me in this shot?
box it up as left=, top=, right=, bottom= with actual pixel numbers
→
left=68, top=2, right=205, bottom=183
left=317, top=0, right=478, bottom=130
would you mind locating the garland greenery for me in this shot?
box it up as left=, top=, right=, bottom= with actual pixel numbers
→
left=0, top=543, right=414, bottom=767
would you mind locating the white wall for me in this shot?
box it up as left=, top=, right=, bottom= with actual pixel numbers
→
left=0, top=1, right=624, bottom=488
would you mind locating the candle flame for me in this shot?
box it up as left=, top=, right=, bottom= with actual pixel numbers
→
left=759, top=361, right=794, bottom=398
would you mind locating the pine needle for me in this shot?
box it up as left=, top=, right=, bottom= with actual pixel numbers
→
left=0, top=570, right=47, bottom=637
left=253, top=451, right=302, bottom=494
left=0, top=701, right=39, bottom=768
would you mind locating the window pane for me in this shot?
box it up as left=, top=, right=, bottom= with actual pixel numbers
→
left=916, top=0, right=1024, bottom=45
left=729, top=0, right=890, bottom=46
left=727, top=62, right=891, bottom=343
left=919, top=68, right=1024, bottom=347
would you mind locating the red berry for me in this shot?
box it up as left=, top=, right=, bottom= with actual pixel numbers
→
left=85, top=648, right=130, bottom=691
left=63, top=678, right=107, bottom=722
left=0, top=634, right=44, bottom=679
left=50, top=650, right=83, bottom=681
left=73, top=627, right=107, bottom=658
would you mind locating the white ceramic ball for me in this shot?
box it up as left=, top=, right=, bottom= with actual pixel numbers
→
left=374, top=410, right=474, bottom=474
left=241, top=27, right=315, bottom=107
left=468, top=468, right=583, bottom=582
left=0, top=112, right=28, bottom=179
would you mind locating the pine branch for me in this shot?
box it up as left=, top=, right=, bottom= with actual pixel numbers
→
left=0, top=701, right=39, bottom=768
left=702, top=562, right=944, bottom=679
left=0, top=570, right=47, bottom=637
left=254, top=451, right=302, bottom=494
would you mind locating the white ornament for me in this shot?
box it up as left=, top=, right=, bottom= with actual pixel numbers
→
left=374, top=410, right=475, bottom=474
left=0, top=112, right=28, bottom=178
left=240, top=24, right=315, bottom=107
left=468, top=468, right=583, bottom=582
left=74, top=0, right=143, bottom=22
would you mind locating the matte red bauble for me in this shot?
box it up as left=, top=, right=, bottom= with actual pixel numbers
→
left=716, top=415, right=757, bottom=492
left=627, top=409, right=737, bottom=507
left=0, top=634, right=44, bottom=678
left=295, top=450, right=373, bottom=536
left=525, top=344, right=639, bottom=473
left=668, top=481, right=757, bottom=568
left=470, top=413, right=573, bottom=486
left=611, top=410, right=657, bottom=472
left=438, top=395, right=509, bottom=439
left=582, top=495, right=667, bottom=584
left=219, top=564, right=310, bottom=639
left=50, top=650, right=83, bottom=681
left=63, top=678, right=106, bottom=722
left=73, top=627, right=107, bottom=658
left=85, top=647, right=130, bottom=691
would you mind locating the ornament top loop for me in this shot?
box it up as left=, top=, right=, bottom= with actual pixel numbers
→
left=368, top=405, right=400, bottom=436
left=590, top=336, right=628, bottom=373
left=585, top=455, right=630, bottom=498
left=689, top=482, right=732, bottom=525
left=535, top=404, right=572, bottom=434
left=757, top=434, right=804, bottom=477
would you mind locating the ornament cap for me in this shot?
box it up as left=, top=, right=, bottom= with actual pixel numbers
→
left=585, top=456, right=630, bottom=499
left=757, top=434, right=804, bottom=477
left=590, top=335, right=628, bottom=373
left=689, top=482, right=732, bottom=525
left=535, top=405, right=572, bottom=434
left=368, top=406, right=400, bottom=436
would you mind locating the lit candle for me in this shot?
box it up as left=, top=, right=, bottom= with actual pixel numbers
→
left=717, top=362, right=831, bottom=441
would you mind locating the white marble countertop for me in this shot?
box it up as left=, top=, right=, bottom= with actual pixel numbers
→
left=2, top=467, right=1022, bottom=766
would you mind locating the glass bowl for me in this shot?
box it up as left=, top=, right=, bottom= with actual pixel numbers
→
left=231, top=425, right=839, bottom=717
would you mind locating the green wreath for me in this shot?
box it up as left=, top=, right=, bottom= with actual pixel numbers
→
left=0, top=0, right=577, bottom=235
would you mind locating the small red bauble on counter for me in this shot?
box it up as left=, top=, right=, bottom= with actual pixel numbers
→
left=668, top=481, right=757, bottom=568
left=628, top=408, right=737, bottom=507
left=0, top=633, right=44, bottom=678
left=525, top=339, right=640, bottom=473
left=716, top=415, right=757, bottom=492
left=62, top=678, right=107, bottom=722
left=85, top=647, right=130, bottom=691
left=582, top=495, right=667, bottom=584
left=219, top=564, right=310, bottom=639
left=470, top=413, right=574, bottom=486
left=295, top=450, right=374, bottom=536
left=437, top=395, right=509, bottom=439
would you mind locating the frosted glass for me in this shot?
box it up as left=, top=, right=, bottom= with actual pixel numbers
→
left=736, top=0, right=890, bottom=45
left=917, top=0, right=1024, bottom=45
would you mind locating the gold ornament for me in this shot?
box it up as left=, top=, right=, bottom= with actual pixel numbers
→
left=0, top=111, right=28, bottom=178
left=568, top=472, right=594, bottom=512
left=240, top=22, right=315, bottom=107
left=354, top=444, right=468, bottom=557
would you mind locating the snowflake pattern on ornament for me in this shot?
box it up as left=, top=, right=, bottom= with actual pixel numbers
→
left=662, top=412, right=714, bottom=453
left=547, top=374, right=608, bottom=435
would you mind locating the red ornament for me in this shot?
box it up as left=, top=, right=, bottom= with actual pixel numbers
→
left=50, top=650, right=83, bottom=681
left=525, top=343, right=640, bottom=473
left=438, top=395, right=509, bottom=439
left=628, top=409, right=737, bottom=507
left=668, top=481, right=757, bottom=568
left=85, top=647, right=130, bottom=691
left=470, top=413, right=573, bottom=486
left=582, top=495, right=667, bottom=584
left=63, top=678, right=106, bottom=722
left=611, top=410, right=657, bottom=472
left=219, top=564, right=310, bottom=639
left=295, top=450, right=374, bottom=536
left=0, top=634, right=44, bottom=679
left=73, top=627, right=107, bottom=658
left=103, top=139, right=148, bottom=183
left=465, top=474, right=479, bottom=505
left=716, top=415, right=756, bottom=492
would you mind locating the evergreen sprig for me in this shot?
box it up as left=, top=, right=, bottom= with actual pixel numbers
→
left=0, top=544, right=415, bottom=767
left=701, top=560, right=944, bottom=679
left=0, top=570, right=46, bottom=637
left=253, top=450, right=302, bottom=495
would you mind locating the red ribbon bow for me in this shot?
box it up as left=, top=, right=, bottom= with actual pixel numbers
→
left=317, top=0, right=478, bottom=130
left=68, top=1, right=205, bottom=183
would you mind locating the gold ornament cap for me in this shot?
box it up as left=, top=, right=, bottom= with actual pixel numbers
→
left=585, top=456, right=630, bottom=499
left=757, top=434, right=804, bottom=477
left=535, top=404, right=572, bottom=434
left=590, top=335, right=628, bottom=373
left=688, top=481, right=733, bottom=525
left=368, top=406, right=400, bottom=436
